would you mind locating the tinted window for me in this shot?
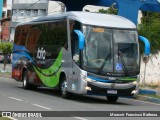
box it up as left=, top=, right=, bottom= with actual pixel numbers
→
left=14, top=19, right=68, bottom=61
left=14, top=25, right=30, bottom=46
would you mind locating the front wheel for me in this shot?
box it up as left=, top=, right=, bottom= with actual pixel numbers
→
left=106, top=96, right=118, bottom=103
left=60, top=77, right=71, bottom=99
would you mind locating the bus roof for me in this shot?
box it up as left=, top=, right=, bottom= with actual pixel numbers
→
left=18, top=11, right=136, bottom=29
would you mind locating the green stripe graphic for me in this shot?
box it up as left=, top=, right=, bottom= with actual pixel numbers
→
left=118, top=77, right=137, bottom=81
left=33, top=50, right=62, bottom=87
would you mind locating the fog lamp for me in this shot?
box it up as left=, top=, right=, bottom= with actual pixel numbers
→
left=85, top=86, right=91, bottom=91
left=131, top=90, right=137, bottom=94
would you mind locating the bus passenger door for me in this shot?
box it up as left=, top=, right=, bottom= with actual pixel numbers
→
left=71, top=30, right=86, bottom=93
left=68, top=20, right=83, bottom=93
left=71, top=31, right=81, bottom=93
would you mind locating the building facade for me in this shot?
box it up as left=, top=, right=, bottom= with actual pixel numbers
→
left=0, top=0, right=12, bottom=41
left=10, top=0, right=64, bottom=40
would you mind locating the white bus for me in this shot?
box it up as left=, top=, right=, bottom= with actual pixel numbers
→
left=12, top=12, right=150, bottom=102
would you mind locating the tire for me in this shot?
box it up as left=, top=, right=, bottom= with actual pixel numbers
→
left=60, top=76, right=71, bottom=99
left=22, top=70, right=32, bottom=90
left=106, top=96, right=118, bottom=103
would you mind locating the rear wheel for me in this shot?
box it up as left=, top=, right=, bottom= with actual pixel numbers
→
left=60, top=76, right=71, bottom=99
left=106, top=96, right=118, bottom=103
left=22, top=70, right=32, bottom=90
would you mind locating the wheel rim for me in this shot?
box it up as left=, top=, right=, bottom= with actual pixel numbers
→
left=61, top=81, right=67, bottom=95
left=23, top=74, right=27, bottom=87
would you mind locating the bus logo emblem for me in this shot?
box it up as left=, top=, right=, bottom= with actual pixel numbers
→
left=111, top=83, right=115, bottom=88
left=37, top=47, right=46, bottom=60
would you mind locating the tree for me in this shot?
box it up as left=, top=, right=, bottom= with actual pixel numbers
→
left=99, top=6, right=160, bottom=54
left=138, top=11, right=160, bottom=54
left=98, top=6, right=118, bottom=15
left=0, top=42, right=13, bottom=70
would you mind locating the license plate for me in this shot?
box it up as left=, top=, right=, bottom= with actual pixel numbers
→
left=107, top=90, right=117, bottom=94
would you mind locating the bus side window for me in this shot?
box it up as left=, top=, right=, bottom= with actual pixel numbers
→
left=70, top=21, right=81, bottom=65
left=72, top=33, right=80, bottom=64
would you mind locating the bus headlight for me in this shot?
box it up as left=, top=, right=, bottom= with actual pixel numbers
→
left=131, top=90, right=137, bottom=94
left=133, top=81, right=138, bottom=85
left=85, top=86, right=91, bottom=91
left=86, top=77, right=92, bottom=82
left=130, top=81, right=138, bottom=85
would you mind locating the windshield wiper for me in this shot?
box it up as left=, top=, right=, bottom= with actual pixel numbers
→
left=118, top=51, right=129, bottom=76
left=98, top=53, right=111, bottom=74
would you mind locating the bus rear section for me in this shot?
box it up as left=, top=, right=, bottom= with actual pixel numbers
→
left=12, top=19, right=69, bottom=90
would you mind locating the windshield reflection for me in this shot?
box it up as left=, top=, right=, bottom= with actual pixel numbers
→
left=82, top=26, right=113, bottom=72
left=82, top=26, right=139, bottom=76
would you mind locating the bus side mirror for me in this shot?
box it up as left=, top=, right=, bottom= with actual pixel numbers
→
left=139, top=36, right=150, bottom=63
left=74, top=30, right=85, bottom=50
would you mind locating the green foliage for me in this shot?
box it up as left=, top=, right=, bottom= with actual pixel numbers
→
left=99, top=9, right=108, bottom=14
left=0, top=42, right=13, bottom=55
left=138, top=11, right=160, bottom=54
left=98, top=8, right=160, bottom=54
left=99, top=6, right=118, bottom=15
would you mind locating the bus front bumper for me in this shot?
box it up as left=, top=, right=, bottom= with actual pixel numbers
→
left=86, top=81, right=138, bottom=97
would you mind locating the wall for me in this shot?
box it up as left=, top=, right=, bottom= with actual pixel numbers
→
left=48, top=1, right=62, bottom=15
left=2, top=0, right=12, bottom=18
left=10, top=1, right=49, bottom=41
left=140, top=53, right=160, bottom=87
left=13, top=0, right=47, bottom=4
left=0, top=0, right=12, bottom=41
left=1, top=20, right=10, bottom=40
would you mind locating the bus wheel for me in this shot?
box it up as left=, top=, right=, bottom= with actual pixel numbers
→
left=23, top=70, right=31, bottom=90
left=60, top=77, right=71, bottom=99
left=106, top=96, right=118, bottom=103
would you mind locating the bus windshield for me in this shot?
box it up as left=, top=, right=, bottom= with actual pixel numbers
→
left=82, top=26, right=139, bottom=76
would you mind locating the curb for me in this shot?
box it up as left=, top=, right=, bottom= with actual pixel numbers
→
left=140, top=89, right=160, bottom=95
left=139, top=89, right=156, bottom=95
left=136, top=89, right=160, bottom=104
left=136, top=95, right=160, bottom=104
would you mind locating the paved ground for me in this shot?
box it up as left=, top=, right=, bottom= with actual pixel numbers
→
left=0, top=63, right=12, bottom=78
left=0, top=63, right=12, bottom=73
left=0, top=77, right=160, bottom=120
left=0, top=63, right=160, bottom=120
